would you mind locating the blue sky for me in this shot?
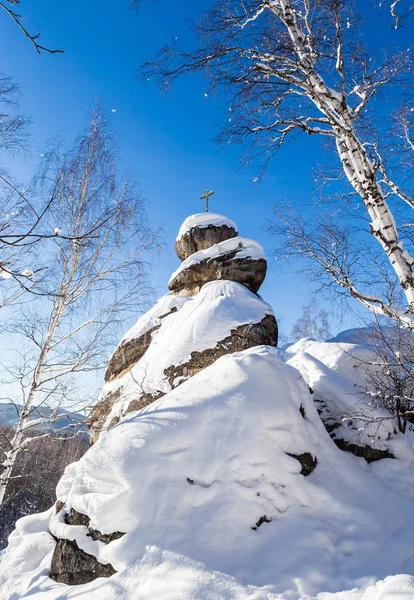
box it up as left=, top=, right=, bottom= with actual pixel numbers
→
left=1, top=0, right=408, bottom=337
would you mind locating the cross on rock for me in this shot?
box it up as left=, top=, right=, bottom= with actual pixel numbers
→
left=199, top=189, right=214, bottom=212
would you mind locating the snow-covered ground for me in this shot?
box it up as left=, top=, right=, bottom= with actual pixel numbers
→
left=1, top=340, right=414, bottom=599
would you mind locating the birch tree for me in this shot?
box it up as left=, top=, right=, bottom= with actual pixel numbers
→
left=0, top=105, right=157, bottom=506
left=142, top=0, right=414, bottom=326
left=0, top=0, right=63, bottom=54
left=291, top=300, right=331, bottom=342
left=0, top=424, right=88, bottom=549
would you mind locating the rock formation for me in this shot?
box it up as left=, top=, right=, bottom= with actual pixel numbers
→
left=89, top=213, right=278, bottom=443
left=3, top=215, right=412, bottom=599
left=174, top=213, right=238, bottom=260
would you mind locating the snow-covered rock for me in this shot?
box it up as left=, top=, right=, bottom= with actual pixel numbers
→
left=90, top=281, right=277, bottom=441
left=89, top=215, right=277, bottom=441
left=1, top=345, right=414, bottom=599
left=169, top=236, right=267, bottom=296
left=175, top=212, right=238, bottom=261
left=283, top=336, right=403, bottom=461
left=2, top=217, right=414, bottom=600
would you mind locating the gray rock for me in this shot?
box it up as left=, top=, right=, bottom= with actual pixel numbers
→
left=164, top=314, right=278, bottom=386
left=286, top=452, right=317, bottom=476
left=50, top=539, right=116, bottom=585
left=88, top=388, right=122, bottom=443
left=332, top=437, right=394, bottom=463
left=169, top=252, right=267, bottom=296
left=49, top=508, right=124, bottom=585
left=174, top=224, right=237, bottom=261
left=314, top=397, right=395, bottom=463
left=105, top=306, right=180, bottom=383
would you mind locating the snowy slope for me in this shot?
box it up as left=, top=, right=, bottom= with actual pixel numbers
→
left=117, top=293, right=189, bottom=346
left=1, top=345, right=414, bottom=599
left=283, top=337, right=405, bottom=456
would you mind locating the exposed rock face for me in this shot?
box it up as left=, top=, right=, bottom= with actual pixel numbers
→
left=286, top=452, right=317, bottom=476
left=50, top=538, right=117, bottom=585
left=332, top=437, right=394, bottom=463
left=50, top=508, right=124, bottom=584
left=174, top=213, right=238, bottom=260
left=90, top=310, right=278, bottom=442
left=175, top=223, right=238, bottom=261
left=87, top=212, right=276, bottom=445
left=164, top=314, right=277, bottom=386
left=169, top=239, right=267, bottom=296
left=315, top=396, right=395, bottom=463
left=104, top=305, right=180, bottom=383
left=88, top=388, right=122, bottom=438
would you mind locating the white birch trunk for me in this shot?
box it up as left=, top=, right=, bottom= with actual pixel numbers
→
left=0, top=305, right=63, bottom=507
left=278, top=0, right=414, bottom=315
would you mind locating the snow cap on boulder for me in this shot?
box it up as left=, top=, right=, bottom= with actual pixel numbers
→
left=174, top=213, right=238, bottom=261
left=172, top=213, right=267, bottom=296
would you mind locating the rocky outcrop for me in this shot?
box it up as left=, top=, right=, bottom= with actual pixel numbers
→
left=175, top=223, right=237, bottom=261
left=90, top=313, right=278, bottom=441
left=286, top=452, right=317, bottom=476
left=105, top=325, right=160, bottom=383
left=332, top=437, right=394, bottom=463
left=169, top=238, right=267, bottom=296
left=49, top=538, right=116, bottom=585
left=50, top=508, right=125, bottom=585
left=88, top=213, right=276, bottom=447
left=315, top=397, right=395, bottom=463
left=88, top=388, right=122, bottom=439
left=164, top=314, right=277, bottom=386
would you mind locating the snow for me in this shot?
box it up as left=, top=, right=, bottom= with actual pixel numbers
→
left=101, top=280, right=274, bottom=429
left=176, top=213, right=238, bottom=241
left=0, top=266, right=11, bottom=279
left=2, top=280, right=414, bottom=600
left=169, top=236, right=265, bottom=285
left=21, top=269, right=34, bottom=277
left=327, top=328, right=378, bottom=347
left=283, top=337, right=408, bottom=457
left=117, top=293, right=189, bottom=345
left=2, top=341, right=414, bottom=599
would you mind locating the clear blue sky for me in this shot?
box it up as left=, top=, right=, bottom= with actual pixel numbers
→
left=0, top=0, right=408, bottom=337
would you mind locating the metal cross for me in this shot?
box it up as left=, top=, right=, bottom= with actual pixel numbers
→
left=199, top=189, right=214, bottom=212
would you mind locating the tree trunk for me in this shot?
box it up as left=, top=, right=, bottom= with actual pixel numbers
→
left=0, top=309, right=61, bottom=507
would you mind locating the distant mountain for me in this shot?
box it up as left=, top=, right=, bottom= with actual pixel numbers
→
left=0, top=403, right=87, bottom=433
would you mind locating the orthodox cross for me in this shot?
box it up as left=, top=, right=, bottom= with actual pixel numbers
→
left=200, top=189, right=214, bottom=212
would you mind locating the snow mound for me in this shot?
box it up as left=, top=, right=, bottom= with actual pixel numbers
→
left=176, top=213, right=238, bottom=241
left=117, top=293, right=189, bottom=346
left=327, top=328, right=378, bottom=347
left=284, top=338, right=410, bottom=461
